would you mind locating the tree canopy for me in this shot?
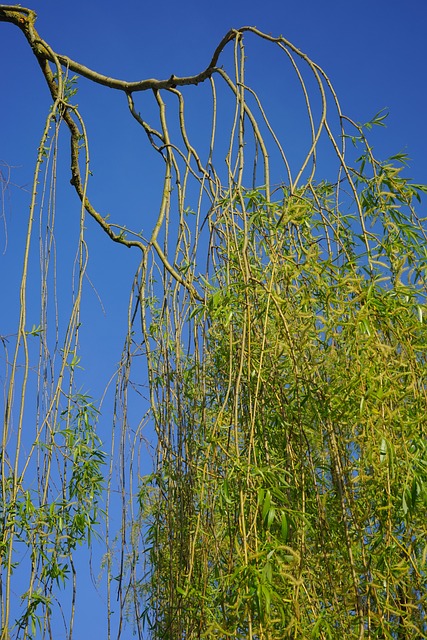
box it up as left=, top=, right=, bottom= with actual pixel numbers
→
left=1, top=5, right=427, bottom=639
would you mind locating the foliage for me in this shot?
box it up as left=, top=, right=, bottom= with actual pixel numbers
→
left=1, top=392, right=105, bottom=638
left=141, top=167, right=427, bottom=638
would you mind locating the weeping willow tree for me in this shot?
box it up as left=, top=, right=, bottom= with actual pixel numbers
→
left=1, top=5, right=427, bottom=639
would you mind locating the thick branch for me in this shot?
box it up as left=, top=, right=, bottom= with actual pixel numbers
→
left=0, top=5, right=237, bottom=92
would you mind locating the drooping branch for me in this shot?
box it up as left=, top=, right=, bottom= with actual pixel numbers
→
left=0, top=4, right=208, bottom=300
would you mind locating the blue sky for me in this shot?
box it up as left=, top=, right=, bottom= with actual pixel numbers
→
left=1, top=0, right=427, bottom=637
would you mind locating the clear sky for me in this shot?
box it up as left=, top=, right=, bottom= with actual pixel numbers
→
left=1, top=0, right=427, bottom=637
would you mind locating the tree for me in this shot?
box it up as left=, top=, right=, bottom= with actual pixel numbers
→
left=1, top=5, right=427, bottom=639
